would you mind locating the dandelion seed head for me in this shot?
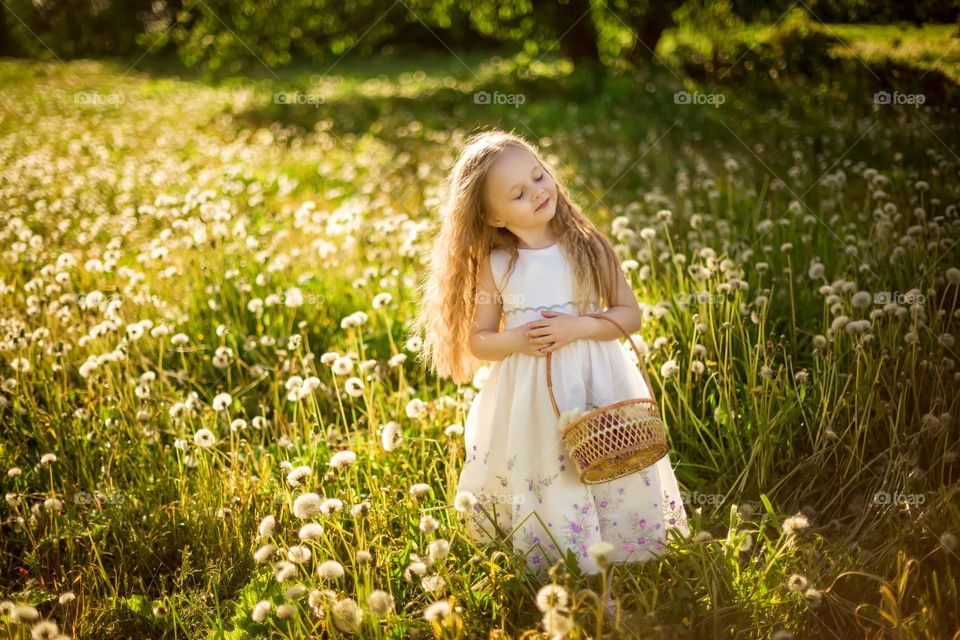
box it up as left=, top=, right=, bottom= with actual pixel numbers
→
left=251, top=600, right=271, bottom=622
left=410, top=483, right=431, bottom=497
left=298, top=522, right=324, bottom=540
left=193, top=428, right=216, bottom=448
left=542, top=608, right=574, bottom=635
left=536, top=584, right=569, bottom=612
left=317, top=559, right=345, bottom=580
left=787, top=573, right=808, bottom=592
left=331, top=597, right=363, bottom=634
left=428, top=539, right=450, bottom=562
left=381, top=421, right=401, bottom=452
left=273, top=559, right=298, bottom=582
left=423, top=599, right=454, bottom=621
left=587, top=540, right=614, bottom=568
left=258, top=515, right=276, bottom=538
left=419, top=515, right=440, bottom=534
left=453, top=491, right=477, bottom=513
left=367, top=589, right=394, bottom=616
left=783, top=513, right=810, bottom=536
left=329, top=450, right=357, bottom=468
left=254, top=544, right=276, bottom=564
left=320, top=498, right=343, bottom=514
left=292, top=493, right=322, bottom=519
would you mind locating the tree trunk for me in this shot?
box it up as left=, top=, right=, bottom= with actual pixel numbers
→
left=532, top=0, right=600, bottom=65
left=0, top=7, right=12, bottom=56
left=623, top=2, right=681, bottom=64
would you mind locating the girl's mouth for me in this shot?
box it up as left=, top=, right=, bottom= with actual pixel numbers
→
left=536, top=196, right=550, bottom=211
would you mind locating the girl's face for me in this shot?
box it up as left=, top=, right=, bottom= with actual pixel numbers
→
left=482, top=146, right=558, bottom=235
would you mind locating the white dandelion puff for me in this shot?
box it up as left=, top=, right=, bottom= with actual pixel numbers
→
left=380, top=421, right=401, bottom=452
left=258, top=515, right=276, bottom=539
left=251, top=600, right=271, bottom=622
left=211, top=392, right=232, bottom=412
left=419, top=515, right=440, bottom=535
left=405, top=398, right=427, bottom=419
left=329, top=450, right=357, bottom=468
left=410, top=483, right=431, bottom=498
left=421, top=575, right=446, bottom=594
left=193, top=428, right=216, bottom=448
left=588, top=540, right=614, bottom=568
left=292, top=493, right=322, bottom=519
left=287, top=545, right=312, bottom=564
left=298, top=522, right=324, bottom=540
left=320, top=498, right=344, bottom=515
left=286, top=465, right=312, bottom=487
left=453, top=491, right=477, bottom=513
left=317, top=559, right=345, bottom=580
left=367, top=590, right=395, bottom=616
left=344, top=377, right=364, bottom=397
left=331, top=597, right=363, bottom=634
left=536, top=584, right=569, bottom=612
left=253, top=544, right=276, bottom=564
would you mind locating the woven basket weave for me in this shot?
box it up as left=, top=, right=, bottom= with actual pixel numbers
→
left=546, top=313, right=668, bottom=484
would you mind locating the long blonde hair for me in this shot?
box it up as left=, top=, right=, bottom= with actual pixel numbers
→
left=409, top=128, right=621, bottom=385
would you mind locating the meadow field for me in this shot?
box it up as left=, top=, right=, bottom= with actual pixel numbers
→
left=1, top=19, right=959, bottom=640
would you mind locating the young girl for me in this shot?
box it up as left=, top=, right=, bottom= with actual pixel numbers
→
left=410, top=129, right=690, bottom=588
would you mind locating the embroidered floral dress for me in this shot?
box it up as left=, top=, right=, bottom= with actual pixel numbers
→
left=456, top=242, right=690, bottom=578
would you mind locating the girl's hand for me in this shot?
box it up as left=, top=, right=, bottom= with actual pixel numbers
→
left=524, top=309, right=584, bottom=354
left=515, top=332, right=550, bottom=357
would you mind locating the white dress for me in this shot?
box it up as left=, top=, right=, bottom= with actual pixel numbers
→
left=457, top=242, right=690, bottom=578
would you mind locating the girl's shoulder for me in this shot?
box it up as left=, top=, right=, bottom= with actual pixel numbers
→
left=487, top=247, right=511, bottom=292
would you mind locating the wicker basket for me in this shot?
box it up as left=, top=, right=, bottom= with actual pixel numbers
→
left=546, top=313, right=668, bottom=484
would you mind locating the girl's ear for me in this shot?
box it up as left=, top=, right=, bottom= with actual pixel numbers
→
left=482, top=210, right=503, bottom=228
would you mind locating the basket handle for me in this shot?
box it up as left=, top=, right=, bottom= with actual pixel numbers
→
left=545, top=312, right=658, bottom=419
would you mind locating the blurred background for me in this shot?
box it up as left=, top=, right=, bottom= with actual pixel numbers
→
left=1, top=0, right=959, bottom=81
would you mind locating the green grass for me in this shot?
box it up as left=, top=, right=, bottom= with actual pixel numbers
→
left=664, top=16, right=960, bottom=84
left=0, top=22, right=958, bottom=640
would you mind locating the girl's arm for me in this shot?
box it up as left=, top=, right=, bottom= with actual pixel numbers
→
left=575, top=244, right=644, bottom=340
left=468, top=254, right=526, bottom=361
